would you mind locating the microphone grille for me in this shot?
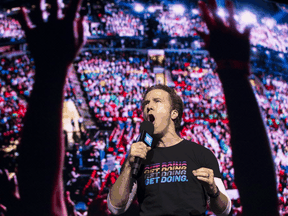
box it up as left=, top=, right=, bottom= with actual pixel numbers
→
left=140, top=121, right=154, bottom=135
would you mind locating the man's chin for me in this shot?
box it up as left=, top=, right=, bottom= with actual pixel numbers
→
left=152, top=132, right=163, bottom=139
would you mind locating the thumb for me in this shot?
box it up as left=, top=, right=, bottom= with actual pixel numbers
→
left=194, top=28, right=206, bottom=39
left=243, top=25, right=252, bottom=38
left=129, top=155, right=135, bottom=163
left=76, top=15, right=86, bottom=50
left=194, top=28, right=210, bottom=48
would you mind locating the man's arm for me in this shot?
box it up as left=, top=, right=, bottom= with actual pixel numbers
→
left=193, top=169, right=231, bottom=215
left=16, top=0, right=86, bottom=215
left=197, top=0, right=279, bottom=215
left=217, top=69, right=278, bottom=215
left=108, top=141, right=150, bottom=214
left=108, top=157, right=136, bottom=214
left=208, top=177, right=231, bottom=215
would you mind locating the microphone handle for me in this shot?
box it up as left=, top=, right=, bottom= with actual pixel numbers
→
left=131, top=157, right=142, bottom=179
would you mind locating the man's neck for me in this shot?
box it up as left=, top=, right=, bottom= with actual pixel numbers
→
left=156, top=134, right=183, bottom=148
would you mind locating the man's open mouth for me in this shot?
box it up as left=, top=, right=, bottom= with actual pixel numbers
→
left=148, top=114, right=155, bottom=124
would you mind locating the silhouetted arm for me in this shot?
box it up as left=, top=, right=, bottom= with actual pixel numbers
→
left=16, top=0, right=86, bottom=215
left=197, top=0, right=279, bottom=215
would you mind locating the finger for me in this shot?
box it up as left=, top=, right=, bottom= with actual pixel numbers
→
left=195, top=167, right=212, bottom=172
left=12, top=174, right=18, bottom=186
left=34, top=0, right=45, bottom=24
left=243, top=25, right=253, bottom=38
left=194, top=28, right=206, bottom=39
left=50, top=0, right=62, bottom=20
left=3, top=169, right=10, bottom=180
left=196, top=176, right=210, bottom=182
left=208, top=0, right=218, bottom=13
left=13, top=175, right=20, bottom=199
left=194, top=167, right=208, bottom=172
left=18, top=7, right=32, bottom=32
left=76, top=15, right=86, bottom=50
left=226, top=0, right=237, bottom=29
left=65, top=0, right=84, bottom=21
left=135, top=148, right=149, bottom=156
left=130, top=150, right=144, bottom=158
left=132, top=143, right=146, bottom=151
left=198, top=1, right=216, bottom=30
left=207, top=0, right=225, bottom=28
left=193, top=171, right=209, bottom=177
left=194, top=29, right=210, bottom=47
left=132, top=153, right=146, bottom=160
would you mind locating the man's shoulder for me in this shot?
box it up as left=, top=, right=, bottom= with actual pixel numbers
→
left=181, top=139, right=215, bottom=156
left=181, top=139, right=209, bottom=150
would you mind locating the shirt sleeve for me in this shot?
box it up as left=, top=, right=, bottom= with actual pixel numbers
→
left=203, top=147, right=222, bottom=178
left=207, top=177, right=232, bottom=216
left=107, top=181, right=137, bottom=215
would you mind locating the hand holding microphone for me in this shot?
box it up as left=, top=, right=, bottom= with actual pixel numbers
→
left=127, top=121, right=154, bottom=179
left=128, top=142, right=151, bottom=166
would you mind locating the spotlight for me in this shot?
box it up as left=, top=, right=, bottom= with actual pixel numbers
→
left=172, top=4, right=185, bottom=15
left=234, top=15, right=240, bottom=21
left=148, top=6, right=156, bottom=13
left=252, top=47, right=257, bottom=52
left=170, top=39, right=176, bottom=44
left=192, top=9, right=199, bottom=15
left=134, top=3, right=144, bottom=13
left=240, top=11, right=257, bottom=25
left=261, top=18, right=276, bottom=29
left=279, top=53, right=284, bottom=59
left=217, top=8, right=226, bottom=18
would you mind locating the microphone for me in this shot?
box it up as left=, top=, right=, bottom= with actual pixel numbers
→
left=131, top=121, right=154, bottom=179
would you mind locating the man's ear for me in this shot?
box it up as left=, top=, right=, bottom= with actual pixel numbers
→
left=171, top=110, right=178, bottom=120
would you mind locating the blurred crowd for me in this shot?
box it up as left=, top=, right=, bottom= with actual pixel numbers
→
left=251, top=18, right=288, bottom=53
left=0, top=47, right=288, bottom=215
left=0, top=54, right=78, bottom=150
left=76, top=50, right=154, bottom=125
left=156, top=11, right=206, bottom=37
left=1, top=5, right=288, bottom=54
left=0, top=1, right=288, bottom=215
left=88, top=3, right=144, bottom=37
left=0, top=14, right=25, bottom=41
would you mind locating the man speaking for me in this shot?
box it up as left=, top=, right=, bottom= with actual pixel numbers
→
left=107, top=84, right=231, bottom=216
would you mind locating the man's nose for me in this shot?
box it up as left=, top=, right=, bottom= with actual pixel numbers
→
left=147, top=106, right=153, bottom=113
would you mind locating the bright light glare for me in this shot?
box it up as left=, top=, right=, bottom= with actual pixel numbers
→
left=217, top=8, right=226, bottom=18
left=265, top=50, right=270, bottom=55
left=262, top=18, right=276, bottom=29
left=240, top=11, right=257, bottom=25
left=148, top=6, right=155, bottom=13
left=192, top=9, right=199, bottom=15
left=172, top=4, right=185, bottom=15
left=11, top=7, right=20, bottom=11
left=266, top=19, right=275, bottom=28
left=170, top=39, right=176, bottom=44
left=252, top=47, right=257, bottom=52
left=279, top=53, right=284, bottom=59
left=134, top=3, right=144, bottom=12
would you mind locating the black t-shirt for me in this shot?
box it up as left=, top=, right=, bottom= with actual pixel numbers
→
left=136, top=139, right=221, bottom=216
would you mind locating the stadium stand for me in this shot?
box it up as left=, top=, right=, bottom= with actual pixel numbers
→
left=0, top=1, right=288, bottom=215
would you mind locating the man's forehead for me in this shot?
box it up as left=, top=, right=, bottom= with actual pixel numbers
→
left=145, top=89, right=170, bottom=100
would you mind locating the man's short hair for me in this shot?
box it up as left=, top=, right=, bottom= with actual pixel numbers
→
left=141, top=84, right=184, bottom=131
